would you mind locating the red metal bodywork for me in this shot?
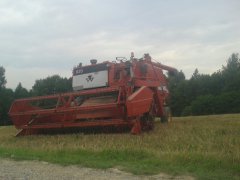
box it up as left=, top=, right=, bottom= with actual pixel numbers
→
left=9, top=54, right=177, bottom=136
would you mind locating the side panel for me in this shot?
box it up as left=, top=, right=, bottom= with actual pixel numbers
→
left=72, top=70, right=108, bottom=91
left=126, top=86, right=153, bottom=117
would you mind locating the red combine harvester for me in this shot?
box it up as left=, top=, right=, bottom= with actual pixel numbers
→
left=9, top=53, right=177, bottom=136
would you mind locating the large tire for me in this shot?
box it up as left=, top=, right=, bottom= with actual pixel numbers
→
left=140, top=113, right=154, bottom=131
left=161, top=106, right=172, bottom=123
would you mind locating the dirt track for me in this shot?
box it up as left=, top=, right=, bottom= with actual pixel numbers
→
left=0, top=158, right=194, bottom=180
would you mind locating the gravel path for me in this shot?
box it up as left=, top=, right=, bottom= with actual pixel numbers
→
left=0, top=158, right=194, bottom=180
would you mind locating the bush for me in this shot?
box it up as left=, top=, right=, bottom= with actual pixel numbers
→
left=186, top=91, right=240, bottom=116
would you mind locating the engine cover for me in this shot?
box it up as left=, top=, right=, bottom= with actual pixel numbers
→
left=72, top=63, right=108, bottom=91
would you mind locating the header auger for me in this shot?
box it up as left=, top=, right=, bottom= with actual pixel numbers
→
left=9, top=53, right=177, bottom=136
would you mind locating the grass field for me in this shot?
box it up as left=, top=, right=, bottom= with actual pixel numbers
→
left=0, top=114, right=240, bottom=179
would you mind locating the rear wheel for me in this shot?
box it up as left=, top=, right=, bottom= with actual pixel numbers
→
left=141, top=113, right=154, bottom=131
left=138, top=101, right=156, bottom=132
left=161, top=106, right=172, bottom=123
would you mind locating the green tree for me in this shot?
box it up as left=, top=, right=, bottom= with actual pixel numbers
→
left=169, top=53, right=240, bottom=116
left=190, top=95, right=215, bottom=115
left=168, top=70, right=188, bottom=116
left=0, top=66, right=14, bottom=125
left=0, top=66, right=6, bottom=89
left=222, top=53, right=240, bottom=91
left=31, top=75, right=72, bottom=96
left=14, top=83, right=29, bottom=99
left=191, top=68, right=200, bottom=79
left=0, top=88, right=14, bottom=125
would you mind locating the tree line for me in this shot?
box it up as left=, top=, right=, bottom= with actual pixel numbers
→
left=0, top=53, right=239, bottom=125
left=168, top=53, right=240, bottom=116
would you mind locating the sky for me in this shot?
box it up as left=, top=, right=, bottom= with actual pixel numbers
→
left=0, top=0, right=239, bottom=89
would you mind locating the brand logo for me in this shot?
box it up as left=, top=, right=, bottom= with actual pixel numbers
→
left=76, top=69, right=83, bottom=74
left=86, top=75, right=94, bottom=82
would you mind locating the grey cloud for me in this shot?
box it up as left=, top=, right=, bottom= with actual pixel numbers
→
left=0, top=0, right=239, bottom=89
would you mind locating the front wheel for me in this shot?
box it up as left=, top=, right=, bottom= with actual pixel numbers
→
left=161, top=106, right=172, bottom=123
left=141, top=113, right=154, bottom=131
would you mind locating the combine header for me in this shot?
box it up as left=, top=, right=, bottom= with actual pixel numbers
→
left=9, top=53, right=177, bottom=136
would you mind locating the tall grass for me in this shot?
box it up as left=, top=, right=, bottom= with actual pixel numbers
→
left=0, top=114, right=240, bottom=179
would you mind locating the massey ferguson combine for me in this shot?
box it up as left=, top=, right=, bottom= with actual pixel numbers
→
left=9, top=53, right=177, bottom=136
